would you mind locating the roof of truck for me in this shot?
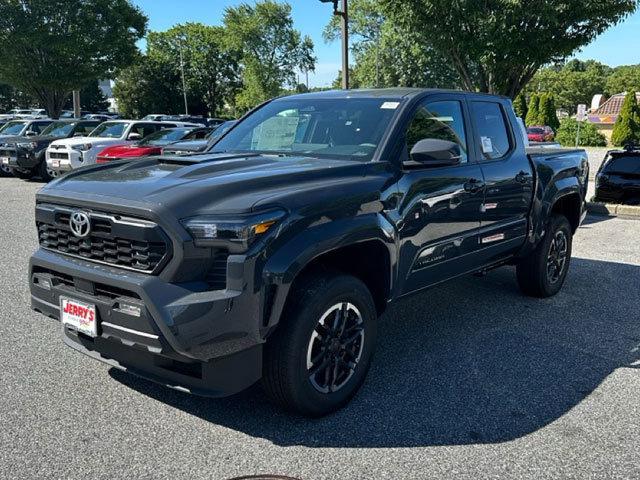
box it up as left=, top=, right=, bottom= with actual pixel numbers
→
left=283, top=88, right=511, bottom=101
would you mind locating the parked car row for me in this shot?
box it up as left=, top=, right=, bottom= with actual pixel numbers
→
left=0, top=117, right=237, bottom=180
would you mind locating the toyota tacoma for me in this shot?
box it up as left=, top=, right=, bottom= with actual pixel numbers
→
left=30, top=89, right=588, bottom=416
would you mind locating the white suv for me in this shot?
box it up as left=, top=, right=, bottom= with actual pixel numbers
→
left=46, top=120, right=197, bottom=173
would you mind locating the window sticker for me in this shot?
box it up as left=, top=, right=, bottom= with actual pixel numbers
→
left=481, top=136, right=493, bottom=154
left=381, top=101, right=400, bottom=110
left=253, top=116, right=300, bottom=150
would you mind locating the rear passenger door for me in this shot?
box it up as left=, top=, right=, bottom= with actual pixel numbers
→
left=469, top=99, right=534, bottom=260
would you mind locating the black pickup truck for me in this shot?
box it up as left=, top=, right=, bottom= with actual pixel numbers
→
left=29, top=89, right=588, bottom=416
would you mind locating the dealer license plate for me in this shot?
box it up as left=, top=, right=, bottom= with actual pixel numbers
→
left=51, top=159, right=60, bottom=168
left=1, top=157, right=9, bottom=165
left=60, top=297, right=98, bottom=337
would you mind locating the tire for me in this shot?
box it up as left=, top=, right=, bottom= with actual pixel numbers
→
left=0, top=163, right=13, bottom=177
left=516, top=214, right=573, bottom=298
left=262, top=272, right=377, bottom=417
left=38, top=160, right=57, bottom=182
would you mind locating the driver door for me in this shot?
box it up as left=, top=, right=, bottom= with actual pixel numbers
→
left=395, top=95, right=486, bottom=295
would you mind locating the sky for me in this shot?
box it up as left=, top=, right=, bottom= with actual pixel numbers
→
left=131, top=0, right=640, bottom=88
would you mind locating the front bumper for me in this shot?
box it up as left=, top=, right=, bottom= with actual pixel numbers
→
left=30, top=248, right=265, bottom=397
left=46, top=148, right=89, bottom=172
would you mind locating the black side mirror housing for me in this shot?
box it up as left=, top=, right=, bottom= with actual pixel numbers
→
left=406, top=138, right=461, bottom=168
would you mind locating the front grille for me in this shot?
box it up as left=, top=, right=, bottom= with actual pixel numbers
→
left=49, top=152, right=68, bottom=160
left=36, top=204, right=171, bottom=274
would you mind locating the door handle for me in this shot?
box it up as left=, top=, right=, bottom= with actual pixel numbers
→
left=463, top=178, right=485, bottom=193
left=515, top=170, right=531, bottom=184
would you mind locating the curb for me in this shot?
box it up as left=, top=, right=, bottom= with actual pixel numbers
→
left=586, top=202, right=640, bottom=218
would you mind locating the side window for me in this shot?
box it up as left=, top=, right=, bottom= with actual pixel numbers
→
left=405, top=100, right=468, bottom=163
left=470, top=102, right=512, bottom=160
left=29, top=123, right=42, bottom=134
left=131, top=123, right=159, bottom=138
left=81, top=123, right=98, bottom=135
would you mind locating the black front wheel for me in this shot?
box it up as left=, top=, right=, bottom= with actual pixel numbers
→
left=0, top=164, right=13, bottom=177
left=516, top=214, right=573, bottom=298
left=262, top=273, right=377, bottom=417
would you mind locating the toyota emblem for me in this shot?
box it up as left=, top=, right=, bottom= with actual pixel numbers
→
left=69, top=211, right=91, bottom=238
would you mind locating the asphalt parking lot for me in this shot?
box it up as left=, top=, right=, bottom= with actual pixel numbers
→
left=1, top=176, right=639, bottom=480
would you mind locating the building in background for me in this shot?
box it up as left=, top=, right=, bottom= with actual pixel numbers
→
left=99, top=79, right=117, bottom=112
left=588, top=92, right=640, bottom=143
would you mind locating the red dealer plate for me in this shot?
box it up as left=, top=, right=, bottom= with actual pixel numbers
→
left=60, top=297, right=98, bottom=337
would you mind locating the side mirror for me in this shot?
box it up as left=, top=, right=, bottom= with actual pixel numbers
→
left=128, top=132, right=142, bottom=141
left=25, top=130, right=36, bottom=137
left=74, top=132, right=85, bottom=137
left=406, top=139, right=461, bottom=168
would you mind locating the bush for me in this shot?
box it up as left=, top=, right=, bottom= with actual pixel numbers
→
left=611, top=91, right=640, bottom=147
left=556, top=118, right=607, bottom=147
left=525, top=94, right=540, bottom=126
left=514, top=93, right=528, bottom=119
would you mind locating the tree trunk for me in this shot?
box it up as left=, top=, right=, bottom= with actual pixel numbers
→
left=33, top=88, right=70, bottom=119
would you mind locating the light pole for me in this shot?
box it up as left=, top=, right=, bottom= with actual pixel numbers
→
left=178, top=36, right=188, bottom=115
left=320, top=0, right=349, bottom=90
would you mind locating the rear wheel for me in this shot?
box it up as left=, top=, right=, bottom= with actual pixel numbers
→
left=516, top=214, right=573, bottom=298
left=262, top=273, right=377, bottom=416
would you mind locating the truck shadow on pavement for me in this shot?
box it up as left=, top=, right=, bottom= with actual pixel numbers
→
left=110, top=256, right=640, bottom=448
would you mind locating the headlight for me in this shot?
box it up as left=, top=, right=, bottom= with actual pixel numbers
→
left=17, top=141, right=37, bottom=150
left=71, top=143, right=93, bottom=152
left=182, top=210, right=285, bottom=250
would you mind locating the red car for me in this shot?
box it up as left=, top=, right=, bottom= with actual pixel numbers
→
left=96, top=127, right=211, bottom=163
left=527, top=126, right=555, bottom=143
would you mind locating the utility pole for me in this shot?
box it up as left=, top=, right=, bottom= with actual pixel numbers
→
left=72, top=90, right=81, bottom=118
left=178, top=39, right=188, bottom=115
left=320, top=0, right=349, bottom=90
left=340, top=0, right=349, bottom=90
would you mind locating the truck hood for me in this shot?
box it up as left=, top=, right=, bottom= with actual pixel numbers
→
left=0, top=135, right=26, bottom=145
left=50, top=137, right=124, bottom=148
left=39, top=153, right=371, bottom=218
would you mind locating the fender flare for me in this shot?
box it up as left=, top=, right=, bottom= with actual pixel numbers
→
left=261, top=213, right=397, bottom=330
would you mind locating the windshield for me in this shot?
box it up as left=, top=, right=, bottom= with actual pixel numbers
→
left=0, top=121, right=27, bottom=135
left=140, top=128, right=191, bottom=145
left=89, top=122, right=128, bottom=138
left=42, top=121, right=75, bottom=137
left=211, top=98, right=401, bottom=161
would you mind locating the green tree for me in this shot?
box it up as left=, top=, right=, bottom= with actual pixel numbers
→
left=0, top=0, right=147, bottom=118
left=113, top=57, right=186, bottom=118
left=223, top=1, right=316, bottom=112
left=146, top=23, right=241, bottom=115
left=113, top=23, right=242, bottom=118
left=514, top=93, right=528, bottom=120
left=528, top=60, right=612, bottom=113
left=0, top=83, right=35, bottom=112
left=611, top=91, right=640, bottom=146
left=324, top=0, right=459, bottom=89
left=556, top=118, right=607, bottom=147
left=536, top=94, right=560, bottom=130
left=63, top=80, right=109, bottom=112
left=381, top=0, right=637, bottom=98
left=526, top=94, right=540, bottom=126
left=605, top=65, right=640, bottom=94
